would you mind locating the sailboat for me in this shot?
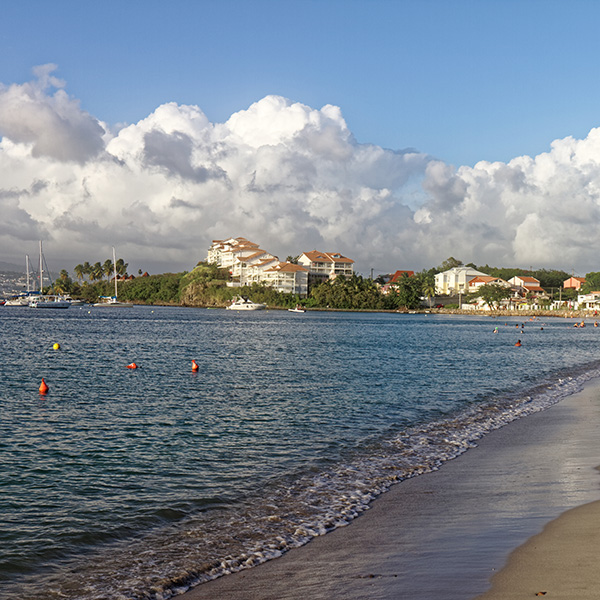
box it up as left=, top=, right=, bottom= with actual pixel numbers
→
left=28, top=242, right=70, bottom=308
left=4, top=255, right=38, bottom=305
left=93, top=247, right=133, bottom=307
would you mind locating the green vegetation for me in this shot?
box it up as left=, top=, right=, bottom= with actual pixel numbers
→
left=49, top=253, right=590, bottom=311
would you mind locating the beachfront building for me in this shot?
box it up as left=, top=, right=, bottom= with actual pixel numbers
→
left=467, top=276, right=510, bottom=292
left=381, top=270, right=415, bottom=294
left=297, top=251, right=354, bottom=282
left=434, top=266, right=489, bottom=295
left=207, top=237, right=309, bottom=297
left=564, top=276, right=586, bottom=290
left=258, top=262, right=309, bottom=296
left=206, top=238, right=276, bottom=283
left=576, top=291, right=600, bottom=310
left=508, top=276, right=545, bottom=297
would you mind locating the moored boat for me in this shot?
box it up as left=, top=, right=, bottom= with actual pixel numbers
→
left=92, top=247, right=133, bottom=307
left=226, top=296, right=266, bottom=311
left=29, top=295, right=71, bottom=309
left=288, top=305, right=306, bottom=313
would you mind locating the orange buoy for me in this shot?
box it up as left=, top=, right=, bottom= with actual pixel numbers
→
left=39, top=378, right=49, bottom=394
left=191, top=359, right=199, bottom=372
left=126, top=362, right=138, bottom=369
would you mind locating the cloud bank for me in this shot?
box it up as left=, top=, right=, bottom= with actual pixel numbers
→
left=1, top=65, right=600, bottom=275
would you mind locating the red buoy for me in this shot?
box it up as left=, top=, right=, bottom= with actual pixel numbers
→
left=191, top=359, right=199, bottom=372
left=39, top=378, right=49, bottom=394
left=126, top=362, right=138, bottom=369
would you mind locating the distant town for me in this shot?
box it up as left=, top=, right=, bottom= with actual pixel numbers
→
left=1, top=236, right=599, bottom=312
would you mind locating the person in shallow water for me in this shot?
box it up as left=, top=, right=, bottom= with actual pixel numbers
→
left=515, top=340, right=522, bottom=347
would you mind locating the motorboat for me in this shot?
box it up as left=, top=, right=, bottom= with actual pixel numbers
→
left=226, top=296, right=266, bottom=311
left=93, top=296, right=133, bottom=307
left=29, top=295, right=71, bottom=309
left=288, top=305, right=306, bottom=313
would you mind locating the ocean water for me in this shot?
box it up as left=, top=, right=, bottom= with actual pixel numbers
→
left=1, top=306, right=600, bottom=599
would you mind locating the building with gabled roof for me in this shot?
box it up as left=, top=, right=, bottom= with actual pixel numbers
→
left=297, top=251, right=354, bottom=281
left=434, top=266, right=489, bottom=295
left=207, top=237, right=308, bottom=297
left=564, top=276, right=586, bottom=290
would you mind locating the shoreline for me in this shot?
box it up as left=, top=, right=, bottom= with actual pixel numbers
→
left=475, top=498, right=600, bottom=599
left=178, top=378, right=600, bottom=599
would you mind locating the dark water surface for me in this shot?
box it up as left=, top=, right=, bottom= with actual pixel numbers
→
left=1, top=306, right=599, bottom=599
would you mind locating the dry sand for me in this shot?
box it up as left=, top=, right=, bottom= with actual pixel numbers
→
left=178, top=379, right=600, bottom=600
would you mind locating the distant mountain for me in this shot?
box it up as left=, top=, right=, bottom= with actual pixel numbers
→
left=0, top=260, right=25, bottom=273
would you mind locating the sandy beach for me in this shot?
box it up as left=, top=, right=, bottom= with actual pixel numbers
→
left=179, top=378, right=600, bottom=600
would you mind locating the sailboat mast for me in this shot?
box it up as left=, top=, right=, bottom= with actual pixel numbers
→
left=39, top=241, right=43, bottom=293
left=113, top=247, right=118, bottom=298
left=26, top=255, right=30, bottom=292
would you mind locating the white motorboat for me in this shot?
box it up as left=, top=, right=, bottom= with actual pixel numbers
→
left=29, top=295, right=71, bottom=309
left=226, top=296, right=266, bottom=311
left=93, top=296, right=133, bottom=307
left=288, top=305, right=306, bottom=313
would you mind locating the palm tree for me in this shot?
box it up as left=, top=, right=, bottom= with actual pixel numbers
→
left=74, top=264, right=84, bottom=282
left=103, top=259, right=113, bottom=280
left=115, top=258, right=128, bottom=277
left=90, top=262, right=103, bottom=282
left=422, top=279, right=436, bottom=308
left=82, top=261, right=91, bottom=282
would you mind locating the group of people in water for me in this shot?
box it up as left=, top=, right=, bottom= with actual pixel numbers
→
left=491, top=316, right=598, bottom=347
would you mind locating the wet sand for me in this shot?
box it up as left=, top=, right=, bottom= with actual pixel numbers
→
left=179, top=379, right=600, bottom=600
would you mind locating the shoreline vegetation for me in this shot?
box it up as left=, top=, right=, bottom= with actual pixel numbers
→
left=21, top=258, right=595, bottom=315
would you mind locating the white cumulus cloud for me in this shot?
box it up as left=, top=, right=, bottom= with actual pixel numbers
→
left=2, top=65, right=600, bottom=277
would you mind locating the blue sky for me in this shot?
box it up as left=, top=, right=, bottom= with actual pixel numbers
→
left=4, top=0, right=600, bottom=167
left=3, top=0, right=600, bottom=275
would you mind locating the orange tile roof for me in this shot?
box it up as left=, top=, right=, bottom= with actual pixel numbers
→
left=302, top=251, right=354, bottom=264
left=265, top=262, right=308, bottom=273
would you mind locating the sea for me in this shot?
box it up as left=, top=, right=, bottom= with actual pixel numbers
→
left=2, top=306, right=600, bottom=600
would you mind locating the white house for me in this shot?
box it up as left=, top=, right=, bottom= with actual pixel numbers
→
left=467, top=276, right=510, bottom=292
left=207, top=237, right=309, bottom=297
left=259, top=262, right=309, bottom=296
left=435, top=266, right=489, bottom=295
left=297, top=251, right=354, bottom=280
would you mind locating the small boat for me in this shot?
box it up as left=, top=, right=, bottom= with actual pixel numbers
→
left=92, top=247, right=133, bottom=307
left=288, top=305, right=306, bottom=313
left=93, top=296, right=133, bottom=307
left=29, top=295, right=71, bottom=309
left=226, top=296, right=266, bottom=311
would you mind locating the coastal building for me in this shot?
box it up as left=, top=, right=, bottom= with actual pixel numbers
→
left=297, top=251, right=354, bottom=283
left=508, top=276, right=545, bottom=296
left=207, top=237, right=308, bottom=297
left=467, top=276, right=510, bottom=292
left=434, top=266, right=489, bottom=295
left=576, top=291, right=600, bottom=310
left=381, top=270, right=415, bottom=294
left=259, top=262, right=308, bottom=296
left=564, top=276, right=586, bottom=290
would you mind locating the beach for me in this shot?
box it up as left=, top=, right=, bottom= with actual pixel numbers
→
left=180, top=378, right=600, bottom=600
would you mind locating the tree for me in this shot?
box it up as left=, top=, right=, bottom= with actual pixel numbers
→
left=285, top=255, right=299, bottom=264
left=420, top=273, right=436, bottom=308
left=476, top=284, right=512, bottom=310
left=582, top=272, right=600, bottom=293
left=103, top=259, right=113, bottom=279
left=393, top=273, right=423, bottom=309
left=74, top=264, right=85, bottom=282
left=115, top=258, right=128, bottom=277
left=81, top=261, right=91, bottom=281
left=438, top=257, right=463, bottom=272
left=90, top=262, right=103, bottom=282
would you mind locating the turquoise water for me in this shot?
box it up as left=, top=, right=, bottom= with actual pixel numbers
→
left=1, top=306, right=600, bottom=599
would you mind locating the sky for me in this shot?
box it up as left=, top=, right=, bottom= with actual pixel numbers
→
left=2, top=0, right=600, bottom=277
